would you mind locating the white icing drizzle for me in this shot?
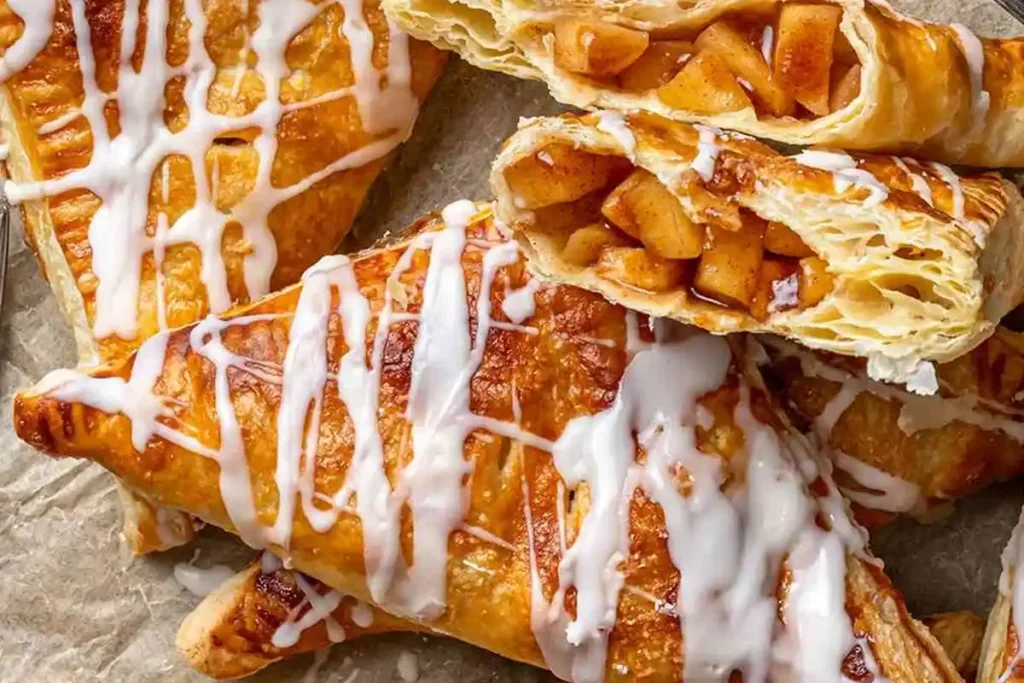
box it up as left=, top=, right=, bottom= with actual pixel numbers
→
left=891, top=156, right=933, bottom=206
left=768, top=273, right=799, bottom=313
left=2, top=0, right=419, bottom=341
left=502, top=279, right=541, bottom=324
left=760, top=26, right=773, bottom=67
left=459, top=523, right=515, bottom=551
left=595, top=111, right=636, bottom=158
left=37, top=107, right=83, bottom=135
left=396, top=651, right=420, bottom=683
left=173, top=562, right=235, bottom=597
left=832, top=450, right=922, bottom=513
left=525, top=323, right=874, bottom=682
left=791, top=151, right=889, bottom=207
left=999, top=507, right=1024, bottom=681
left=35, top=208, right=889, bottom=682
left=929, top=162, right=987, bottom=248
left=0, top=0, right=56, bottom=81
left=950, top=23, right=991, bottom=135
left=763, top=336, right=1024, bottom=508
left=691, top=124, right=722, bottom=182
left=350, top=600, right=375, bottom=628
left=272, top=573, right=347, bottom=648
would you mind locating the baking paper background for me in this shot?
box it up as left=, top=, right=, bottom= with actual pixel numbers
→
left=1, top=1, right=1022, bottom=680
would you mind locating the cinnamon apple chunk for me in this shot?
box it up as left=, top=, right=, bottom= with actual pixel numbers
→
left=503, top=145, right=621, bottom=209
left=694, top=221, right=765, bottom=308
left=597, top=246, right=687, bottom=292
left=618, top=40, right=694, bottom=91
left=798, top=256, right=834, bottom=308
left=657, top=51, right=752, bottom=114
left=765, top=221, right=814, bottom=257
left=695, top=21, right=795, bottom=117
left=774, top=4, right=843, bottom=116
left=829, top=63, right=862, bottom=112
left=553, top=19, right=650, bottom=77
left=601, top=169, right=704, bottom=259
left=562, top=223, right=632, bottom=266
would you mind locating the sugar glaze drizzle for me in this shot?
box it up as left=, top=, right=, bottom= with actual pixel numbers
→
left=762, top=336, right=1024, bottom=513
left=40, top=203, right=886, bottom=681
left=998, top=507, right=1024, bottom=682
left=0, top=0, right=419, bottom=340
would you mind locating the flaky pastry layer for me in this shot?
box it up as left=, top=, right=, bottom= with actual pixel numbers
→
left=492, top=112, right=1024, bottom=387
left=386, top=0, right=1024, bottom=166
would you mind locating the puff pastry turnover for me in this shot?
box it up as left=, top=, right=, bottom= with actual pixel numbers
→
left=492, top=112, right=1024, bottom=390
left=386, top=0, right=1024, bottom=166
left=177, top=554, right=419, bottom=679
left=0, top=0, right=446, bottom=553
left=14, top=203, right=961, bottom=681
left=756, top=326, right=1024, bottom=528
left=979, top=507, right=1024, bottom=682
left=0, top=0, right=446, bottom=364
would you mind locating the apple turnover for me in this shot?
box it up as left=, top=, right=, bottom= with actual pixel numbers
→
left=756, top=327, right=1024, bottom=528
left=0, top=0, right=446, bottom=552
left=385, top=0, right=1024, bottom=165
left=14, top=202, right=961, bottom=681
left=492, top=112, right=1024, bottom=390
left=979, top=507, right=1024, bottom=682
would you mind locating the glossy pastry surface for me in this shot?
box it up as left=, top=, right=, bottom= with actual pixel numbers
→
left=386, top=0, right=1024, bottom=165
left=177, top=554, right=418, bottom=679
left=492, top=112, right=1024, bottom=389
left=14, top=203, right=960, bottom=681
left=0, top=0, right=446, bottom=554
left=0, top=0, right=446, bottom=364
left=757, top=327, right=1024, bottom=527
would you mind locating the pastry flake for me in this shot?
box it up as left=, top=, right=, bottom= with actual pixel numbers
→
left=491, top=112, right=1024, bottom=389
left=384, top=0, right=1024, bottom=166
left=14, top=203, right=961, bottom=681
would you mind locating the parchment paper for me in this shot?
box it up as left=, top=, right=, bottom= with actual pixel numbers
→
left=1, top=1, right=1022, bottom=680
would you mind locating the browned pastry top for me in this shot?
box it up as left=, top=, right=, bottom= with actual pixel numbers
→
left=13, top=205, right=960, bottom=681
left=0, top=0, right=445, bottom=362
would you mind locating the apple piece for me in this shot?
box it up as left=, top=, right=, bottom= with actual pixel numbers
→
left=694, top=221, right=765, bottom=308
left=618, top=40, right=694, bottom=91
left=798, top=256, right=834, bottom=308
left=553, top=19, right=650, bottom=77
left=657, top=51, right=753, bottom=114
left=597, top=246, right=687, bottom=292
left=765, top=221, right=814, bottom=257
left=695, top=21, right=795, bottom=117
left=503, top=144, right=620, bottom=209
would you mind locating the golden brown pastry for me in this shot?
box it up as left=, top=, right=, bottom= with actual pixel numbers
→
left=184, top=561, right=990, bottom=680
left=386, top=0, right=1024, bottom=166
left=492, top=112, right=1024, bottom=392
left=978, top=509, right=1024, bottom=682
left=756, top=327, right=1024, bottom=528
left=0, top=0, right=446, bottom=553
left=924, top=612, right=985, bottom=683
left=177, top=554, right=419, bottom=679
left=13, top=202, right=961, bottom=681
left=0, top=0, right=446, bottom=364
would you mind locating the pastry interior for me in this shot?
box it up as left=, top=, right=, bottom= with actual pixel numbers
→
left=528, top=3, right=863, bottom=122
left=502, top=141, right=834, bottom=321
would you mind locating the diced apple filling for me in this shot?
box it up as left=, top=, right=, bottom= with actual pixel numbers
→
left=502, top=145, right=834, bottom=318
left=548, top=2, right=863, bottom=120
